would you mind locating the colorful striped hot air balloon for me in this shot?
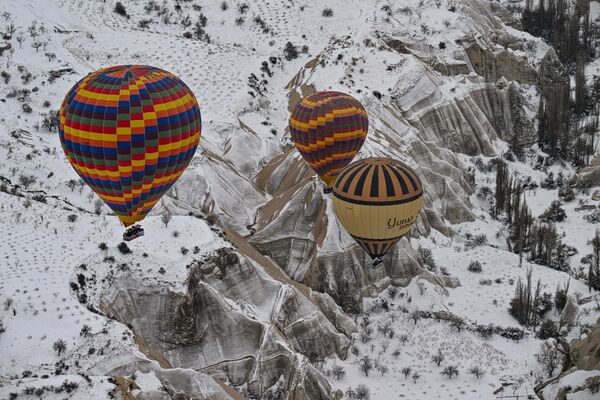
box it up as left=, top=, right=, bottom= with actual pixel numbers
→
left=289, top=91, right=368, bottom=188
left=59, top=65, right=201, bottom=229
left=332, top=157, right=424, bottom=265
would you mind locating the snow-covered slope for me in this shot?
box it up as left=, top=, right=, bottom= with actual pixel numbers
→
left=1, top=0, right=600, bottom=399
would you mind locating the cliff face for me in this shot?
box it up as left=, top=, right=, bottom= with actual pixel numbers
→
left=100, top=248, right=354, bottom=399
left=571, top=319, right=600, bottom=371
left=245, top=0, right=548, bottom=305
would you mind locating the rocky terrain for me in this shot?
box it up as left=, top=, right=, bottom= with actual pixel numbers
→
left=0, top=0, right=600, bottom=399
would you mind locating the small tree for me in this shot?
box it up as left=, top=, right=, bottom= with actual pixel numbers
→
left=138, top=19, right=152, bottom=29
left=161, top=209, right=172, bottom=227
left=537, top=319, right=558, bottom=340
left=540, top=201, right=567, bottom=222
left=80, top=325, right=91, bottom=337
left=412, top=371, right=421, bottom=383
left=410, top=310, right=420, bottom=325
left=94, top=199, right=103, bottom=215
left=432, top=349, right=445, bottom=366
left=18, top=174, right=36, bottom=189
left=53, top=339, right=67, bottom=356
left=114, top=2, right=128, bottom=17
left=535, top=341, right=562, bottom=378
left=331, top=365, right=345, bottom=380
left=0, top=318, right=5, bottom=334
left=322, top=8, right=334, bottom=17
left=359, top=355, right=373, bottom=376
left=15, top=32, right=25, bottom=48
left=441, top=366, right=459, bottom=379
left=355, top=385, right=369, bottom=400
left=399, top=334, right=409, bottom=345
left=450, top=316, right=466, bottom=332
left=401, top=366, right=412, bottom=378
left=468, top=261, right=482, bottom=272
left=117, top=242, right=132, bottom=255
left=468, top=366, right=485, bottom=379
left=283, top=41, right=298, bottom=60
left=377, top=364, right=389, bottom=376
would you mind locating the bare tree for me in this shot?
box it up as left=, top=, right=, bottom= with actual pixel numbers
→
left=535, top=341, right=563, bottom=378
left=412, top=371, right=421, bottom=383
left=468, top=366, right=485, bottom=379
left=53, top=339, right=67, bottom=356
left=6, top=23, right=16, bottom=36
left=331, top=365, right=345, bottom=380
left=432, top=349, right=445, bottom=366
left=16, top=32, right=24, bottom=48
left=359, top=355, right=373, bottom=377
left=441, top=365, right=459, bottom=379
left=410, top=310, right=420, bottom=325
left=401, top=366, right=412, bottom=378
left=80, top=325, right=91, bottom=337
left=161, top=208, right=172, bottom=227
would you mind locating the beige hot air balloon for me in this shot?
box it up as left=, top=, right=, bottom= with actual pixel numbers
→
left=331, top=157, right=424, bottom=265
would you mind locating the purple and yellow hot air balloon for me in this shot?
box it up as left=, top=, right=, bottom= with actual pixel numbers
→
left=59, top=65, right=201, bottom=233
left=289, top=91, right=368, bottom=188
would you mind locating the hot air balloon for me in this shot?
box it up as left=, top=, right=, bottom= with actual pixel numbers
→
left=289, top=91, right=368, bottom=189
left=331, top=157, right=424, bottom=266
left=59, top=65, right=201, bottom=240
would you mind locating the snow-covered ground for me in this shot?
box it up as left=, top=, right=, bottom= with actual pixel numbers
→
left=1, top=0, right=600, bottom=399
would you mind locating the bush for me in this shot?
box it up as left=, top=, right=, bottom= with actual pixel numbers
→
left=114, top=2, right=128, bottom=17
left=500, top=326, right=526, bottom=341
left=138, top=19, right=152, bottom=29
left=283, top=41, right=298, bottom=60
left=418, top=247, right=436, bottom=271
left=441, top=365, right=459, bottom=379
left=468, top=261, right=482, bottom=272
left=322, top=8, right=334, bottom=17
left=468, top=366, right=485, bottom=379
left=584, top=209, right=600, bottom=223
left=555, top=287, right=567, bottom=312
left=355, top=384, right=369, bottom=400
left=41, top=110, right=59, bottom=131
left=541, top=201, right=566, bottom=222
left=331, top=365, right=346, bottom=380
left=98, top=242, right=108, bottom=251
left=432, top=349, right=444, bottom=366
left=465, top=233, right=487, bottom=249
left=67, top=214, right=78, bottom=223
left=117, top=242, right=131, bottom=254
left=21, top=103, right=32, bottom=113
left=537, top=319, right=558, bottom=340
left=558, top=186, right=575, bottom=201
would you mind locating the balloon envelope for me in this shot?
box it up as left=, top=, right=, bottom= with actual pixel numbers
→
left=289, top=91, right=368, bottom=186
left=332, top=157, right=424, bottom=260
left=59, top=65, right=201, bottom=226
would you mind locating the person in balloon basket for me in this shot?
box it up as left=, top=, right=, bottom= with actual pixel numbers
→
left=123, top=224, right=144, bottom=241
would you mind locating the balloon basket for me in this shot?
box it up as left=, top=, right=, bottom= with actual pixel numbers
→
left=123, top=225, right=144, bottom=241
